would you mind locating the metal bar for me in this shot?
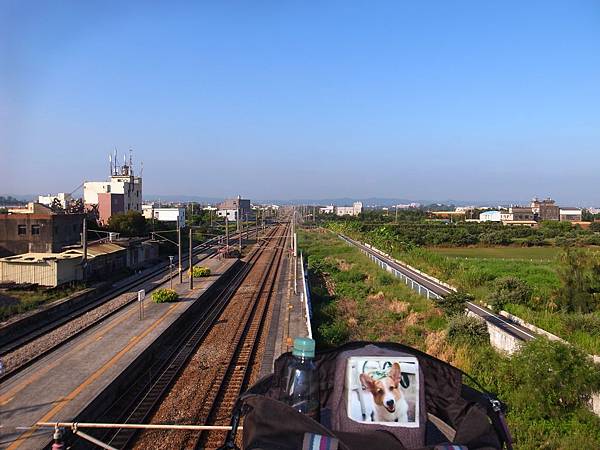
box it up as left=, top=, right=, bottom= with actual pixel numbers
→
left=37, top=422, right=242, bottom=431
left=74, top=430, right=118, bottom=450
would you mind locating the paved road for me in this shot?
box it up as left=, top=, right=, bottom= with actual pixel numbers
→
left=339, top=234, right=536, bottom=342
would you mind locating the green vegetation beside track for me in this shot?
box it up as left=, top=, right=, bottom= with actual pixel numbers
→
left=300, top=228, right=600, bottom=450
left=326, top=221, right=600, bottom=354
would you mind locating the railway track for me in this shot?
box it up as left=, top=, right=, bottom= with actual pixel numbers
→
left=194, top=223, right=288, bottom=449
left=0, top=228, right=258, bottom=382
left=75, top=224, right=286, bottom=450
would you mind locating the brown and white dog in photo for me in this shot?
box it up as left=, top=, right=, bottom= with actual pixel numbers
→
left=359, top=362, right=409, bottom=423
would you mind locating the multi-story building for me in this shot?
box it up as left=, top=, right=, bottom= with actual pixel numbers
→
left=336, top=202, right=363, bottom=216
left=84, top=158, right=142, bottom=224
left=530, top=198, right=560, bottom=221
left=559, top=208, right=582, bottom=222
left=319, top=205, right=335, bottom=214
left=217, top=196, right=252, bottom=222
left=0, top=203, right=84, bottom=256
left=500, top=206, right=536, bottom=227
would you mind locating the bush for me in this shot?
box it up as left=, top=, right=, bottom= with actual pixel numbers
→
left=506, top=339, right=600, bottom=418
left=192, top=266, right=211, bottom=277
left=590, top=222, right=600, bottom=232
left=447, top=314, right=489, bottom=345
left=489, top=276, right=532, bottom=311
left=433, top=291, right=473, bottom=316
left=152, top=288, right=178, bottom=303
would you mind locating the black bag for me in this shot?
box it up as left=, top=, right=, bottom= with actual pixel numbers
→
left=220, top=341, right=513, bottom=450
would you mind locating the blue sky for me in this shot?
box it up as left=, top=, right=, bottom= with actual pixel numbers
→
left=2, top=1, right=599, bottom=204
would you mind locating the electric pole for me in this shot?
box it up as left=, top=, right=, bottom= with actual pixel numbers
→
left=178, top=217, right=183, bottom=283
left=82, top=218, right=87, bottom=283
left=225, top=216, right=229, bottom=252
left=238, top=214, right=242, bottom=253
left=189, top=227, right=193, bottom=289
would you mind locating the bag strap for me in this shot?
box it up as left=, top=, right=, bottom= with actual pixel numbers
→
left=460, top=382, right=513, bottom=450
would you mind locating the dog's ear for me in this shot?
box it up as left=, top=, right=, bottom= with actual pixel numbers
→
left=360, top=373, right=376, bottom=391
left=389, top=362, right=402, bottom=384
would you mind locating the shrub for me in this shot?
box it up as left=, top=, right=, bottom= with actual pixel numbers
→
left=590, top=222, right=600, bottom=232
left=152, top=288, right=178, bottom=303
left=192, top=266, right=211, bottom=277
left=507, top=339, right=600, bottom=418
left=433, top=291, right=473, bottom=316
left=489, top=276, right=532, bottom=311
left=447, top=314, right=489, bottom=345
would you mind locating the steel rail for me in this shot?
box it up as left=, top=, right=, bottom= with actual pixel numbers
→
left=80, top=226, right=282, bottom=450
left=194, top=223, right=288, bottom=449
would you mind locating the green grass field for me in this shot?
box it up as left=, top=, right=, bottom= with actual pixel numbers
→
left=431, top=246, right=563, bottom=260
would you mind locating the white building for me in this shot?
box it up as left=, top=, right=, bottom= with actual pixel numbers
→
left=150, top=207, right=186, bottom=226
left=336, top=202, right=363, bottom=216
left=319, top=205, right=335, bottom=214
left=396, top=203, right=421, bottom=210
left=38, top=193, right=73, bottom=209
left=479, top=210, right=502, bottom=222
left=559, top=208, right=582, bottom=222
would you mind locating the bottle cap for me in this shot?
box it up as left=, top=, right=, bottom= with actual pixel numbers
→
left=292, top=337, right=315, bottom=358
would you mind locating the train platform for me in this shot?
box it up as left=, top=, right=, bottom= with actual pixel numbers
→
left=260, top=235, right=311, bottom=378
left=0, top=254, right=237, bottom=450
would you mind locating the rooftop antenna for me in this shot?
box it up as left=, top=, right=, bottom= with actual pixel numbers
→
left=140, top=161, right=144, bottom=178
left=114, top=147, right=118, bottom=176
left=109, top=153, right=112, bottom=177
left=129, top=148, right=133, bottom=175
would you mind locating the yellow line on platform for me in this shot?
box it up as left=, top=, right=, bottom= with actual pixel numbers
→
left=6, top=303, right=179, bottom=450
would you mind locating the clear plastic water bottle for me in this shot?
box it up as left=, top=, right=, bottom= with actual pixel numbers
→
left=284, top=337, right=319, bottom=420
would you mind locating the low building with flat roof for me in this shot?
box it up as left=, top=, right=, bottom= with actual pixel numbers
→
left=479, top=210, right=501, bottom=222
left=560, top=208, right=582, bottom=222
left=0, top=242, right=126, bottom=287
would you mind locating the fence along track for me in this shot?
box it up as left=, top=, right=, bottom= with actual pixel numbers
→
left=194, top=223, right=288, bottom=449
left=82, top=226, right=281, bottom=450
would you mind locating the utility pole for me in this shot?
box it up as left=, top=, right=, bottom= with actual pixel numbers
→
left=395, top=205, right=398, bottom=223
left=238, top=214, right=242, bottom=253
left=236, top=195, right=241, bottom=233
left=225, top=216, right=229, bottom=252
left=189, top=228, right=194, bottom=289
left=178, top=217, right=183, bottom=283
left=82, top=218, right=87, bottom=283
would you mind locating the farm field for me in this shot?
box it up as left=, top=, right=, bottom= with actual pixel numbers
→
left=431, top=245, right=600, bottom=261
left=430, top=246, right=562, bottom=260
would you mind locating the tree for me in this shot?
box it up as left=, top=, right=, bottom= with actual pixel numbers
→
left=555, top=248, right=597, bottom=313
left=489, top=276, right=532, bottom=311
left=108, top=211, right=147, bottom=237
left=590, top=222, right=600, bottom=233
left=433, top=291, right=473, bottom=316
